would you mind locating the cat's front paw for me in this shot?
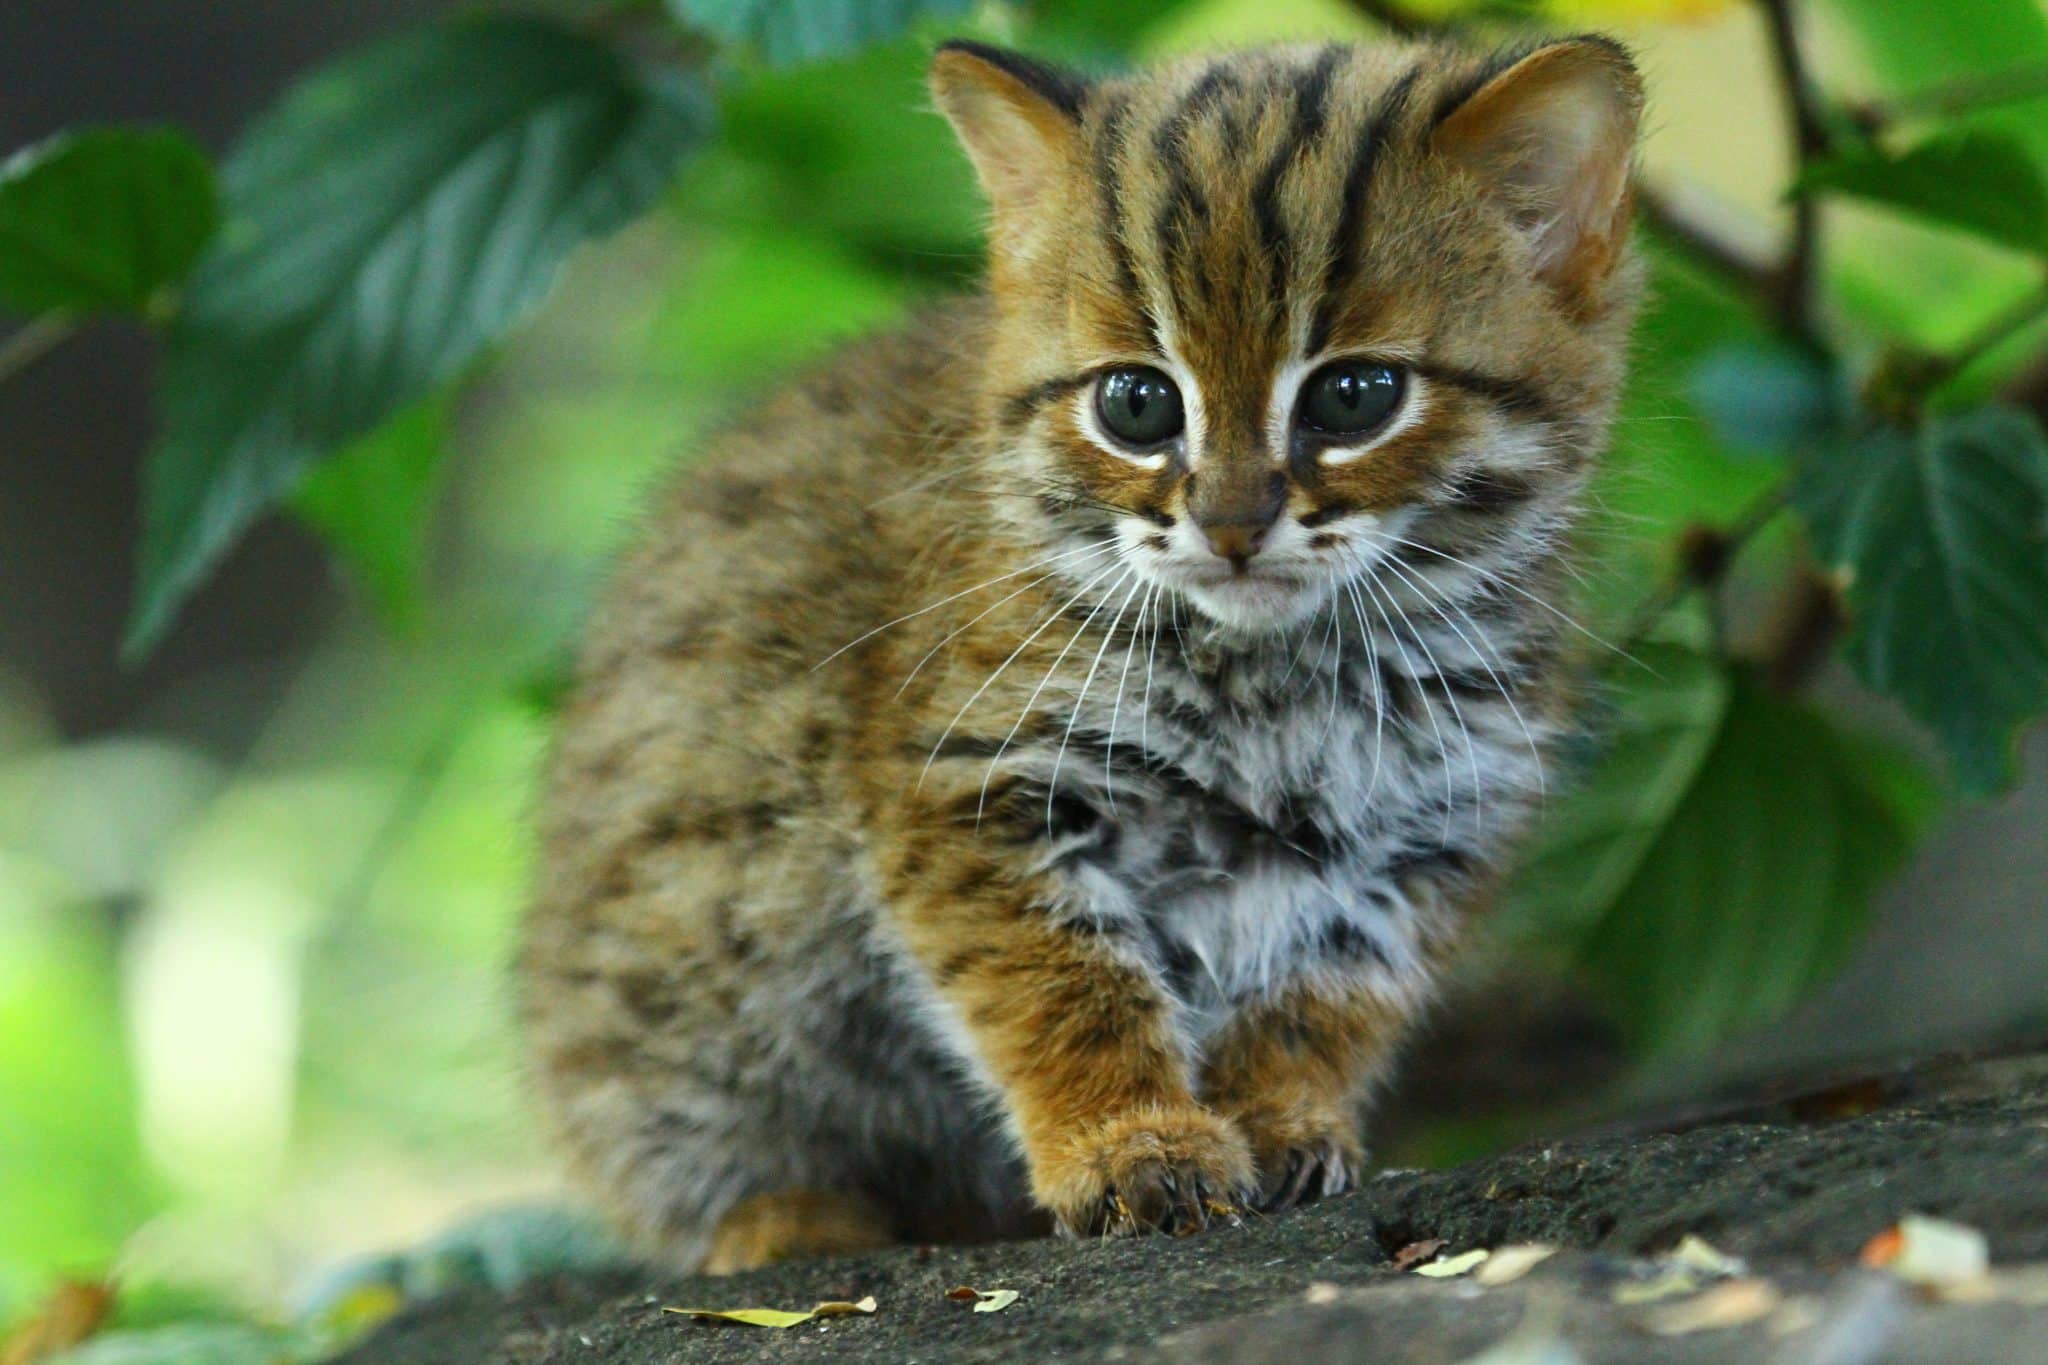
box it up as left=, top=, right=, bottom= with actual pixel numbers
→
left=1032, top=1105, right=1255, bottom=1239
left=1236, top=1106, right=1364, bottom=1213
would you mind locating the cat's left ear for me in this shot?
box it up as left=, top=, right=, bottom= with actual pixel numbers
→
left=1432, top=38, right=1643, bottom=304
left=930, top=40, right=1090, bottom=216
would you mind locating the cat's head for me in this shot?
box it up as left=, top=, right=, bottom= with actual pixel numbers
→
left=932, top=37, right=1643, bottom=632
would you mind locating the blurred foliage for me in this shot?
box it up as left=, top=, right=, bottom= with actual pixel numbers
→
left=2, top=0, right=2048, bottom=1356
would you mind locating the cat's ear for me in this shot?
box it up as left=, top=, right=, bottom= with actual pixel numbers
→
left=1432, top=38, right=1643, bottom=302
left=930, top=40, right=1089, bottom=216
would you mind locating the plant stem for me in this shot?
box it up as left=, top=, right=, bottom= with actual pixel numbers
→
left=1757, top=0, right=1831, bottom=343
left=1936, top=280, right=2048, bottom=387
left=1622, top=484, right=1792, bottom=650
left=0, top=314, right=78, bottom=386
left=1849, top=59, right=2048, bottom=129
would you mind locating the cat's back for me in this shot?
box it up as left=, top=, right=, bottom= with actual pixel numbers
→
left=531, top=295, right=991, bottom=925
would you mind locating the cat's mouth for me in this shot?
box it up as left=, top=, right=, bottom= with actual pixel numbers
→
left=1175, top=564, right=1325, bottom=630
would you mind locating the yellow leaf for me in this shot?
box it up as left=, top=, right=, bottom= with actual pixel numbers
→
left=1474, top=1244, right=1558, bottom=1287
left=1670, top=1235, right=1744, bottom=1278
left=663, top=1294, right=877, bottom=1328
left=665, top=1307, right=820, bottom=1329
left=1612, top=1270, right=1701, bottom=1305
left=1641, top=1279, right=1782, bottom=1336
left=1414, top=1249, right=1490, bottom=1278
left=1885, top=1214, right=1991, bottom=1288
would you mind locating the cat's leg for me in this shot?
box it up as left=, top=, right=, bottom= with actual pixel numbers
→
left=1198, top=981, right=1414, bottom=1212
left=875, top=828, right=1255, bottom=1239
left=702, top=1191, right=894, bottom=1274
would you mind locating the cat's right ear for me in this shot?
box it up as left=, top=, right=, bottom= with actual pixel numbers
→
left=930, top=40, right=1089, bottom=216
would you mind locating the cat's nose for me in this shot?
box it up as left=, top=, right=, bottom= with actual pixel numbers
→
left=1200, top=521, right=1268, bottom=570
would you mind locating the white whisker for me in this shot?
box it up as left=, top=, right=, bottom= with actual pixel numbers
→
left=975, top=565, right=1135, bottom=822
left=918, top=556, right=1127, bottom=795
left=1049, top=574, right=1145, bottom=834
left=1374, top=551, right=1548, bottom=802
left=1358, top=569, right=1456, bottom=845
left=893, top=543, right=1117, bottom=698
left=817, top=538, right=1117, bottom=672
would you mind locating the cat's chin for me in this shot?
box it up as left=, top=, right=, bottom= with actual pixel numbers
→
left=1179, top=573, right=1325, bottom=634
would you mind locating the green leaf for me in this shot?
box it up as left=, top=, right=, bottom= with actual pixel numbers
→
left=0, top=127, right=217, bottom=317
left=689, top=37, right=982, bottom=265
left=1576, top=679, right=1938, bottom=1056
left=1795, top=406, right=2048, bottom=794
left=125, top=17, right=712, bottom=658
left=45, top=1324, right=300, bottom=1365
left=667, top=0, right=976, bottom=66
left=0, top=871, right=159, bottom=1314
left=291, top=396, right=453, bottom=631
left=1800, top=130, right=2048, bottom=258
left=1500, top=629, right=1731, bottom=947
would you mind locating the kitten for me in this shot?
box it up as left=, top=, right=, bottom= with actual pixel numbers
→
left=520, top=35, right=1643, bottom=1272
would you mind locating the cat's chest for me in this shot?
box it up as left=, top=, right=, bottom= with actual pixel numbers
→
left=1051, top=637, right=1484, bottom=1018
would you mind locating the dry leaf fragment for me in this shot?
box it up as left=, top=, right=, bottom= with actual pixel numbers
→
left=1, top=1281, right=116, bottom=1365
left=1611, top=1270, right=1700, bottom=1305
left=947, top=1286, right=1020, bottom=1313
left=1392, top=1238, right=1448, bottom=1271
left=1415, top=1249, right=1491, bottom=1278
left=1641, top=1278, right=1781, bottom=1336
left=1474, top=1244, right=1558, bottom=1287
left=1868, top=1214, right=1990, bottom=1288
left=1859, top=1226, right=1905, bottom=1268
left=1670, top=1235, right=1743, bottom=1278
left=664, top=1296, right=877, bottom=1329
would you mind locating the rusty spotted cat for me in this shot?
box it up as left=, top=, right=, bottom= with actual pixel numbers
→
left=520, top=33, right=1644, bottom=1272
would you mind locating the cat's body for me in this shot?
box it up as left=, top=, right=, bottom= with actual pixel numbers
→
left=521, top=35, right=1643, bottom=1271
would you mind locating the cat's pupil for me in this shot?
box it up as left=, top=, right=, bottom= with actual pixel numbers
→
left=1096, top=367, right=1184, bottom=448
left=1300, top=362, right=1404, bottom=437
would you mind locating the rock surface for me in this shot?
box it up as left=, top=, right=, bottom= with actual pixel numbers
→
left=331, top=1047, right=2048, bottom=1363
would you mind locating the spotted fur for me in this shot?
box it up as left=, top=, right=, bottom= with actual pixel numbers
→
left=520, top=35, right=1645, bottom=1269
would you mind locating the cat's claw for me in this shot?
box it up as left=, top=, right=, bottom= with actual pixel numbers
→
left=1090, top=1162, right=1246, bottom=1237
left=1253, top=1138, right=1356, bottom=1213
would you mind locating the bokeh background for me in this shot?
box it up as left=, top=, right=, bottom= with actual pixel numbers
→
left=4, top=0, right=2046, bottom=1339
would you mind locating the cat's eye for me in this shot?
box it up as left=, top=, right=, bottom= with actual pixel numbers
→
left=1297, top=361, right=1405, bottom=438
left=1094, top=367, right=1185, bottom=449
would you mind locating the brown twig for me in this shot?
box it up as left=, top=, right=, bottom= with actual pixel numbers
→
left=1845, top=59, right=2048, bottom=132
left=1756, top=0, right=1831, bottom=343
left=1621, top=485, right=1792, bottom=652
left=1863, top=277, right=2048, bottom=420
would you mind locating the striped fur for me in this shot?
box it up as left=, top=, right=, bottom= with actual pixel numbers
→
left=520, top=36, right=1644, bottom=1269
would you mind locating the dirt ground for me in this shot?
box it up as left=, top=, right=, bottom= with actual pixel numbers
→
left=331, top=1048, right=2048, bottom=1363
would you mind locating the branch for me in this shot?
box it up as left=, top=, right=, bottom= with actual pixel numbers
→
left=1756, top=0, right=1831, bottom=342
left=1621, top=485, right=1791, bottom=652
left=1846, top=59, right=2048, bottom=131
left=1863, top=277, right=2048, bottom=419
left=0, top=314, right=77, bottom=386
